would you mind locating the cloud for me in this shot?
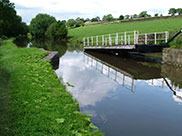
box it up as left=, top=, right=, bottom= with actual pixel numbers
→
left=11, top=0, right=182, bottom=24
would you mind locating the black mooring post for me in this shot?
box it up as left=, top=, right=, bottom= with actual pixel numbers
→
left=167, top=29, right=182, bottom=44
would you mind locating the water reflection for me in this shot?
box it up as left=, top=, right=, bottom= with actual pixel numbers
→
left=56, top=49, right=182, bottom=136
left=31, top=39, right=67, bottom=57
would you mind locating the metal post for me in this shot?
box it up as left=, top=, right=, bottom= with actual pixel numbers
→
left=145, top=34, right=147, bottom=45
left=121, top=36, right=123, bottom=45
left=96, top=36, right=98, bottom=46
left=102, top=35, right=104, bottom=46
left=91, top=36, right=93, bottom=46
left=165, top=31, right=168, bottom=43
left=114, top=70, right=117, bottom=81
left=128, top=35, right=130, bottom=45
left=87, top=37, right=89, bottom=46
left=154, top=32, right=157, bottom=44
left=115, top=33, right=118, bottom=45
left=105, top=37, right=107, bottom=46
left=124, top=32, right=127, bottom=45
left=109, top=34, right=112, bottom=46
left=134, top=30, right=136, bottom=44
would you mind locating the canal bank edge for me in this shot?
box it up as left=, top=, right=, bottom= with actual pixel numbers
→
left=0, top=39, right=102, bottom=136
left=163, top=48, right=182, bottom=67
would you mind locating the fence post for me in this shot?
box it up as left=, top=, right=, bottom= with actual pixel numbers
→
left=128, top=35, right=130, bottom=45
left=105, top=37, right=107, bottom=45
left=145, top=34, right=147, bottom=45
left=134, top=30, right=136, bottom=44
left=121, top=36, right=123, bottom=45
left=154, top=32, right=157, bottom=44
left=87, top=37, right=89, bottom=46
left=96, top=36, right=98, bottom=46
left=115, top=33, right=118, bottom=45
left=83, top=38, right=85, bottom=46
left=109, top=34, right=112, bottom=46
left=124, top=32, right=127, bottom=45
left=102, top=35, right=104, bottom=46
left=165, top=31, right=168, bottom=43
left=91, top=36, right=93, bottom=46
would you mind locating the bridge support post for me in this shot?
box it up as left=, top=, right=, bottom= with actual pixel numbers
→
left=96, top=36, right=98, bottom=46
left=128, top=35, right=130, bottom=45
left=115, top=33, right=118, bottom=45
left=125, top=32, right=127, bottom=45
left=105, top=37, right=107, bottom=46
left=121, top=36, right=123, bottom=45
left=102, top=35, right=104, bottom=46
left=165, top=31, right=169, bottom=43
left=145, top=34, right=147, bottom=45
left=134, top=31, right=136, bottom=44
left=91, top=36, right=93, bottom=46
left=109, top=34, right=112, bottom=46
left=87, top=37, right=89, bottom=46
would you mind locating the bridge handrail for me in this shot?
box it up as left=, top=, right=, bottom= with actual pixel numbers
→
left=83, top=30, right=169, bottom=46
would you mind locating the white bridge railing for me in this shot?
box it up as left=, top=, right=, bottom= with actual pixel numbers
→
left=83, top=30, right=169, bottom=46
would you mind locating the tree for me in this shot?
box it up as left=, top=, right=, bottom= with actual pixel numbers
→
left=168, top=8, right=177, bottom=16
left=45, top=21, right=67, bottom=41
left=119, top=15, right=124, bottom=20
left=139, top=11, right=151, bottom=18
left=124, top=15, right=130, bottom=19
left=0, top=0, right=28, bottom=37
left=176, top=8, right=182, bottom=15
left=91, top=16, right=100, bottom=22
left=154, top=13, right=159, bottom=17
left=66, top=19, right=76, bottom=28
left=29, top=14, right=56, bottom=38
left=102, top=14, right=114, bottom=21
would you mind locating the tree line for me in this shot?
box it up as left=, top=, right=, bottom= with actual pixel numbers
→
left=0, top=0, right=67, bottom=41
left=66, top=8, right=182, bottom=29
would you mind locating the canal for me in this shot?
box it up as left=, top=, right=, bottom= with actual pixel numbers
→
left=29, top=40, right=182, bottom=136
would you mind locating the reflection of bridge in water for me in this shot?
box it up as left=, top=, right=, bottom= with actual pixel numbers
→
left=83, top=51, right=182, bottom=102
left=84, top=52, right=135, bottom=92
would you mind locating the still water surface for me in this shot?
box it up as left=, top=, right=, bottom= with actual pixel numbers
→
left=56, top=50, right=182, bottom=136
left=28, top=40, right=182, bottom=136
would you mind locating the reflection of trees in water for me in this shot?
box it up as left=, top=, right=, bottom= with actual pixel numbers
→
left=31, top=39, right=67, bottom=57
left=161, top=64, right=182, bottom=89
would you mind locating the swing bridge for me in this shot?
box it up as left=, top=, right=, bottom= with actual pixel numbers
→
left=83, top=30, right=170, bottom=53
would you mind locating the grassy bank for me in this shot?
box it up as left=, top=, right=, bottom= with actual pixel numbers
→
left=0, top=39, right=102, bottom=136
left=68, top=18, right=182, bottom=41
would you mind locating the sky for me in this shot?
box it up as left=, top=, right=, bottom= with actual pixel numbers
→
left=11, top=0, right=182, bottom=24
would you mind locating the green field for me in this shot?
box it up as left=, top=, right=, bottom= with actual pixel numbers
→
left=68, top=18, right=182, bottom=41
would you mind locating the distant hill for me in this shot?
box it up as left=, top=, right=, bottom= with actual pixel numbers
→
left=68, top=16, right=182, bottom=41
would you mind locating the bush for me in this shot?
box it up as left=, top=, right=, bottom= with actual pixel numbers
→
left=45, top=21, right=67, bottom=41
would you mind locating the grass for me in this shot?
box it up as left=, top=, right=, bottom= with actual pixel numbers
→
left=68, top=18, right=182, bottom=41
left=0, top=39, right=102, bottom=136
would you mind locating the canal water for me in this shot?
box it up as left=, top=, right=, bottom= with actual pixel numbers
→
left=29, top=40, right=182, bottom=136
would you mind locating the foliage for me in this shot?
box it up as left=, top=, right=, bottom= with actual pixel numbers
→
left=29, top=14, right=56, bottom=38
left=138, top=11, right=151, bottom=18
left=66, top=18, right=77, bottom=28
left=0, top=0, right=28, bottom=37
left=91, top=16, right=101, bottom=22
left=45, top=21, right=68, bottom=41
left=124, top=15, right=130, bottom=19
left=176, top=8, right=182, bottom=15
left=168, top=8, right=177, bottom=16
left=0, top=39, right=103, bottom=136
left=102, top=14, right=114, bottom=21
left=119, top=15, right=124, bottom=20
